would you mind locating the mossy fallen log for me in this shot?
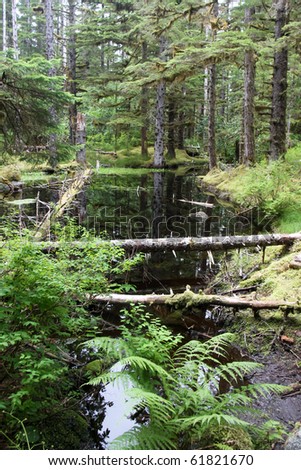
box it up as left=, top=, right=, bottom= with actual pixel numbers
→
left=91, top=289, right=300, bottom=318
left=34, top=167, right=93, bottom=241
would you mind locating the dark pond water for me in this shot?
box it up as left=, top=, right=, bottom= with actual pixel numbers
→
left=0, top=169, right=256, bottom=293
left=0, top=168, right=259, bottom=449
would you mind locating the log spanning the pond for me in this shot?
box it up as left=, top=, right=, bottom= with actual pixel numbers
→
left=109, top=233, right=301, bottom=253
left=39, top=232, right=301, bottom=253
left=91, top=290, right=301, bottom=318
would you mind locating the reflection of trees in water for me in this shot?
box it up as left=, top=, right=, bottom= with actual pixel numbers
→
left=152, top=172, right=164, bottom=238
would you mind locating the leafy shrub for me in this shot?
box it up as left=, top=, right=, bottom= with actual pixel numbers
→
left=0, top=229, right=142, bottom=448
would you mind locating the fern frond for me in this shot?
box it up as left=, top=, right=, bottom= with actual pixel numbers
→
left=118, top=355, right=175, bottom=381
left=84, top=336, right=127, bottom=360
left=127, top=388, right=176, bottom=424
left=108, top=424, right=177, bottom=450
left=87, top=370, right=132, bottom=388
left=215, top=361, right=263, bottom=384
left=173, top=333, right=235, bottom=366
left=177, top=412, right=249, bottom=431
left=240, top=382, right=288, bottom=399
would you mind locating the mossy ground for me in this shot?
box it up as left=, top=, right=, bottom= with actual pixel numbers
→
left=201, top=156, right=301, bottom=233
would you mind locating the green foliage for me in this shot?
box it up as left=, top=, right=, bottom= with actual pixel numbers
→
left=0, top=225, right=142, bottom=448
left=0, top=54, right=72, bottom=156
left=85, top=305, right=286, bottom=450
left=204, top=159, right=301, bottom=232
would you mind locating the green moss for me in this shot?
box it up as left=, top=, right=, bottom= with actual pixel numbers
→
left=40, top=410, right=90, bottom=450
left=0, top=164, right=22, bottom=182
left=240, top=243, right=301, bottom=302
left=201, top=159, right=301, bottom=233
left=202, top=425, right=254, bottom=450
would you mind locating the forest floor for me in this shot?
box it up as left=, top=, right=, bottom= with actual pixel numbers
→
left=200, top=161, right=301, bottom=445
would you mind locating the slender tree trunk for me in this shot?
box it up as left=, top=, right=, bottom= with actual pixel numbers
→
left=141, top=42, right=149, bottom=158
left=243, top=7, right=256, bottom=166
left=269, top=0, right=289, bottom=161
left=154, top=36, right=167, bottom=168
left=24, top=0, right=32, bottom=56
left=45, top=0, right=58, bottom=168
left=76, top=112, right=87, bottom=166
left=61, top=0, right=68, bottom=67
left=207, top=0, right=218, bottom=169
left=68, top=0, right=77, bottom=146
left=167, top=94, right=176, bottom=159
left=208, top=63, right=217, bottom=169
left=177, top=86, right=186, bottom=150
left=11, top=0, right=18, bottom=60
left=3, top=0, right=7, bottom=53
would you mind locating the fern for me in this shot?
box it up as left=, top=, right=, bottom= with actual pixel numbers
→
left=127, top=388, right=176, bottom=424
left=109, top=424, right=177, bottom=450
left=85, top=307, right=286, bottom=450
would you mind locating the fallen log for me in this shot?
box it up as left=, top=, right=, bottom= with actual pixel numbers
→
left=34, top=167, right=93, bottom=241
left=38, top=232, right=301, bottom=253
left=109, top=233, right=301, bottom=252
left=95, top=149, right=117, bottom=156
left=178, top=198, right=214, bottom=208
left=91, top=290, right=300, bottom=318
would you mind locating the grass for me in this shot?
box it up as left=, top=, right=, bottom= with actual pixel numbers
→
left=201, top=158, right=301, bottom=233
left=87, top=146, right=208, bottom=169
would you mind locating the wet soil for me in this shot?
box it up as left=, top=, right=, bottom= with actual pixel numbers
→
left=252, top=344, right=301, bottom=439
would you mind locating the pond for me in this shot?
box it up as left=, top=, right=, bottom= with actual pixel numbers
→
left=0, top=167, right=258, bottom=449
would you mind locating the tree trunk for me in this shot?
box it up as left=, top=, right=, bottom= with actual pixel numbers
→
left=91, top=291, right=299, bottom=316
left=154, top=36, right=167, bottom=168
left=68, top=0, right=77, bottom=146
left=167, top=95, right=176, bottom=159
left=243, top=7, right=256, bottom=166
left=269, top=0, right=289, bottom=161
left=60, top=0, right=68, bottom=67
left=141, top=41, right=149, bottom=158
left=3, top=0, right=7, bottom=53
left=208, top=63, right=217, bottom=169
left=76, top=112, right=87, bottom=166
left=45, top=0, right=58, bottom=168
left=177, top=86, right=186, bottom=150
left=11, top=0, right=18, bottom=59
left=34, top=168, right=93, bottom=241
left=40, top=232, right=301, bottom=253
left=207, top=0, right=218, bottom=170
left=23, top=0, right=33, bottom=56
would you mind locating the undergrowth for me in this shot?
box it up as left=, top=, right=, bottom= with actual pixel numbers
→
left=202, top=158, right=301, bottom=233
left=85, top=306, right=287, bottom=450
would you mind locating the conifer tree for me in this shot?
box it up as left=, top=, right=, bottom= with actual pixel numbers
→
left=243, top=5, right=256, bottom=166
left=269, top=0, right=289, bottom=160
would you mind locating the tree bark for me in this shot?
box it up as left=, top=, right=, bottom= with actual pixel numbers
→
left=40, top=232, right=301, bottom=253
left=91, top=291, right=299, bottom=315
left=141, top=41, right=149, bottom=158
left=76, top=112, right=87, bottom=166
left=243, top=7, right=256, bottom=166
left=2, top=0, right=7, bottom=53
left=269, top=0, right=289, bottom=161
left=11, top=0, right=18, bottom=59
left=68, top=0, right=77, bottom=146
left=167, top=94, right=176, bottom=159
left=207, top=0, right=218, bottom=170
left=154, top=36, right=167, bottom=167
left=45, top=0, right=58, bottom=168
left=34, top=168, right=93, bottom=241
